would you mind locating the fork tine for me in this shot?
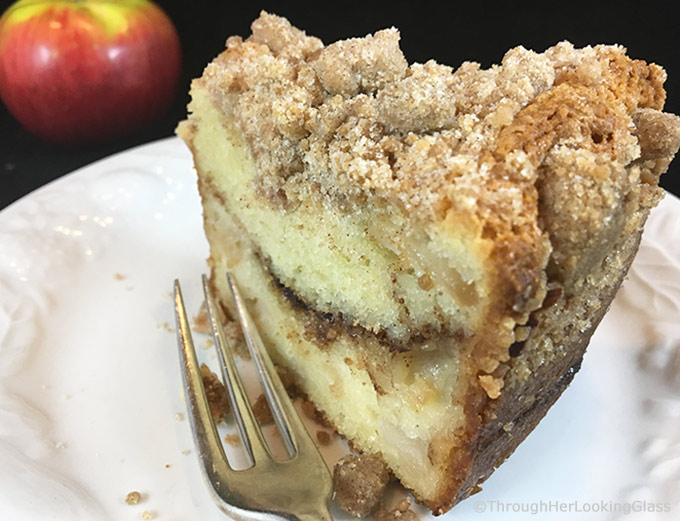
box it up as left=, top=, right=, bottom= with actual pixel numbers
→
left=173, top=280, right=230, bottom=481
left=226, top=272, right=317, bottom=458
left=202, top=275, right=271, bottom=466
left=177, top=276, right=334, bottom=521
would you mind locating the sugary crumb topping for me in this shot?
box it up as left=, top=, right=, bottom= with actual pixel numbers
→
left=199, top=12, right=667, bottom=204
left=333, top=452, right=391, bottom=517
left=311, top=28, right=407, bottom=97
left=632, top=108, right=680, bottom=161
left=193, top=11, right=676, bottom=295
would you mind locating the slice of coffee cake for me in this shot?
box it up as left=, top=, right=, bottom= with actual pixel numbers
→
left=177, top=12, right=680, bottom=514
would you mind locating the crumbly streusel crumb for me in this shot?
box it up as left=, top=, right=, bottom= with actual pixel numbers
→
left=632, top=108, right=680, bottom=161
left=156, top=321, right=174, bottom=333
left=311, top=28, right=407, bottom=97
left=125, top=491, right=142, bottom=505
left=224, top=433, right=240, bottom=446
left=252, top=394, right=273, bottom=424
left=200, top=363, right=230, bottom=422
left=333, top=453, right=391, bottom=517
left=192, top=302, right=212, bottom=334
left=141, top=510, right=153, bottom=520
left=376, top=60, right=457, bottom=133
left=193, top=301, right=249, bottom=358
left=316, top=430, right=332, bottom=445
left=375, top=497, right=420, bottom=521
left=250, top=10, right=322, bottom=60
left=300, top=398, right=331, bottom=427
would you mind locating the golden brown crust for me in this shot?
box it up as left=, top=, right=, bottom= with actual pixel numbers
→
left=480, top=52, right=666, bottom=315
left=424, top=143, right=663, bottom=512
left=436, top=227, right=646, bottom=513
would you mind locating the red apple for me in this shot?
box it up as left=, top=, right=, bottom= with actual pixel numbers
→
left=0, top=0, right=181, bottom=144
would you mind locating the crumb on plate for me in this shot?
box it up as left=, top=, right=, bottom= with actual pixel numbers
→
left=125, top=491, right=142, bottom=505
left=224, top=433, right=240, bottom=446
left=316, top=430, right=332, bottom=445
left=375, top=497, right=419, bottom=521
left=253, top=394, right=274, bottom=425
left=333, top=453, right=391, bottom=517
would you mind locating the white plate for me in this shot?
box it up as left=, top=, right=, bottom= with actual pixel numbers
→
left=0, top=137, right=678, bottom=521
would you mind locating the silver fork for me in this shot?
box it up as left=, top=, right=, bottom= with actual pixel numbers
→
left=173, top=273, right=333, bottom=521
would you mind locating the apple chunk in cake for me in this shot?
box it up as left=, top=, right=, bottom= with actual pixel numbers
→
left=177, top=11, right=680, bottom=514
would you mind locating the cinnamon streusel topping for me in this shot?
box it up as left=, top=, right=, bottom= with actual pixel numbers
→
left=194, top=11, right=674, bottom=301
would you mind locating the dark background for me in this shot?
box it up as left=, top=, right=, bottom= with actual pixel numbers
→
left=1, top=0, right=679, bottom=210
